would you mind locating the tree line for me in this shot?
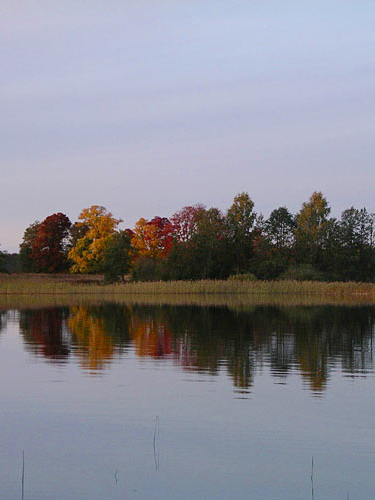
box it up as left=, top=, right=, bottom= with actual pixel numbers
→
left=3, top=191, right=375, bottom=282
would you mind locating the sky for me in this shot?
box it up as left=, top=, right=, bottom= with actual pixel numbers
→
left=1, top=0, right=374, bottom=252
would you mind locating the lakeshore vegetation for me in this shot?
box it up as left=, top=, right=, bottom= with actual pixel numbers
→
left=1, top=191, right=375, bottom=285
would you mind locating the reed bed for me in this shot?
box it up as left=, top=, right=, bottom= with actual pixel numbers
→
left=1, top=292, right=374, bottom=312
left=1, top=274, right=375, bottom=298
left=1, top=274, right=375, bottom=310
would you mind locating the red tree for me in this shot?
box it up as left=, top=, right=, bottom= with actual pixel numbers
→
left=148, top=216, right=175, bottom=257
left=170, top=204, right=205, bottom=243
left=30, top=213, right=71, bottom=272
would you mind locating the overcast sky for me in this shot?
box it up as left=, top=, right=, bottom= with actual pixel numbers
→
left=1, top=1, right=374, bottom=252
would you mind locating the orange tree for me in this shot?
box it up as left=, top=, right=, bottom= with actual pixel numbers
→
left=131, top=216, right=174, bottom=260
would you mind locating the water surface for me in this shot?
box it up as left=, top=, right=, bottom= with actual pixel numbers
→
left=0, top=302, right=374, bottom=499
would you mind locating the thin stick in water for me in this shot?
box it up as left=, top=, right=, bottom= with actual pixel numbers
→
left=153, top=416, right=160, bottom=472
left=22, top=450, right=25, bottom=500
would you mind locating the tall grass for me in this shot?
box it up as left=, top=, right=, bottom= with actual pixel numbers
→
left=1, top=292, right=374, bottom=311
left=2, top=274, right=375, bottom=310
left=2, top=274, right=375, bottom=297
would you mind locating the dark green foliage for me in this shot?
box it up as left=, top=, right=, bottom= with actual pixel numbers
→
left=131, top=257, right=163, bottom=282
left=280, top=264, right=326, bottom=281
left=0, top=248, right=6, bottom=273
left=164, top=207, right=233, bottom=280
left=265, top=207, right=296, bottom=250
left=226, top=192, right=256, bottom=273
left=69, top=222, right=90, bottom=249
left=19, top=221, right=40, bottom=272
left=103, top=231, right=133, bottom=283
left=227, top=272, right=257, bottom=281
left=1, top=253, right=20, bottom=273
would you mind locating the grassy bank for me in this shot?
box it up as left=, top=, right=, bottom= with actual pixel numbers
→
left=2, top=273, right=375, bottom=301
left=1, top=292, right=375, bottom=311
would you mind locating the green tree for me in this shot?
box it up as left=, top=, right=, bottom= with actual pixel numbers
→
left=103, top=230, right=134, bottom=283
left=0, top=246, right=6, bottom=273
left=266, top=207, right=295, bottom=251
left=165, top=207, right=232, bottom=280
left=19, top=221, right=40, bottom=272
left=226, top=192, right=256, bottom=273
left=295, top=191, right=331, bottom=267
left=334, top=207, right=375, bottom=281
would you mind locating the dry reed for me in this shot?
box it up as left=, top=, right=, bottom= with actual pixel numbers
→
left=2, top=274, right=375, bottom=298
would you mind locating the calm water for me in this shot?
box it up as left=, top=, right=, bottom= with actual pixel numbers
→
left=1, top=302, right=375, bottom=499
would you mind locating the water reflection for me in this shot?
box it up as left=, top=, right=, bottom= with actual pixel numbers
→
left=19, top=308, right=70, bottom=361
left=15, top=303, right=375, bottom=394
left=68, top=305, right=131, bottom=370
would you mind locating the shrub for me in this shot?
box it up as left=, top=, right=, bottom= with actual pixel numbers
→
left=279, top=264, right=325, bottom=281
left=227, top=272, right=257, bottom=282
left=131, top=257, right=163, bottom=282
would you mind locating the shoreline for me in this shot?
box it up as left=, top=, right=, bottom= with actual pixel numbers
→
left=2, top=274, right=375, bottom=308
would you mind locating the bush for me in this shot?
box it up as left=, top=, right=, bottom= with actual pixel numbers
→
left=279, top=264, right=325, bottom=281
left=131, top=257, right=163, bottom=282
left=227, top=272, right=257, bottom=282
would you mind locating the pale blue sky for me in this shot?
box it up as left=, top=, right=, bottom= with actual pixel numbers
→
left=1, top=1, right=374, bottom=252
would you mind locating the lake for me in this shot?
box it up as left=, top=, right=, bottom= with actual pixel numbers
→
left=0, top=300, right=375, bottom=499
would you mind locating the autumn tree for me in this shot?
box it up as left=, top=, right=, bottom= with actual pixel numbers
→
left=171, top=204, right=206, bottom=243
left=131, top=216, right=174, bottom=260
left=68, top=205, right=122, bottom=273
left=29, top=213, right=71, bottom=273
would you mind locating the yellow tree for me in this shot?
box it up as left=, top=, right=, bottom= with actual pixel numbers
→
left=68, top=205, right=122, bottom=273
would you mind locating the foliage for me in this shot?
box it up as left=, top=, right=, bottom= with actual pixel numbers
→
left=102, top=230, right=133, bottom=283
left=131, top=256, right=163, bottom=282
left=131, top=216, right=174, bottom=260
left=295, top=191, right=331, bottom=265
left=226, top=192, right=256, bottom=273
left=69, top=222, right=89, bottom=249
left=171, top=204, right=205, bottom=242
left=16, top=191, right=375, bottom=283
left=227, top=272, right=257, bottom=281
left=0, top=247, right=7, bottom=273
left=279, top=264, right=326, bottom=281
left=166, top=207, right=232, bottom=280
left=30, top=213, right=71, bottom=273
left=19, top=221, right=40, bottom=271
left=265, top=207, right=296, bottom=250
left=68, top=205, right=122, bottom=273
left=0, top=253, right=20, bottom=273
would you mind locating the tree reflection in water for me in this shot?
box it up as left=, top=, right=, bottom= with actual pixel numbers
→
left=68, top=305, right=132, bottom=370
left=19, top=308, right=70, bottom=361
left=16, top=303, right=375, bottom=393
